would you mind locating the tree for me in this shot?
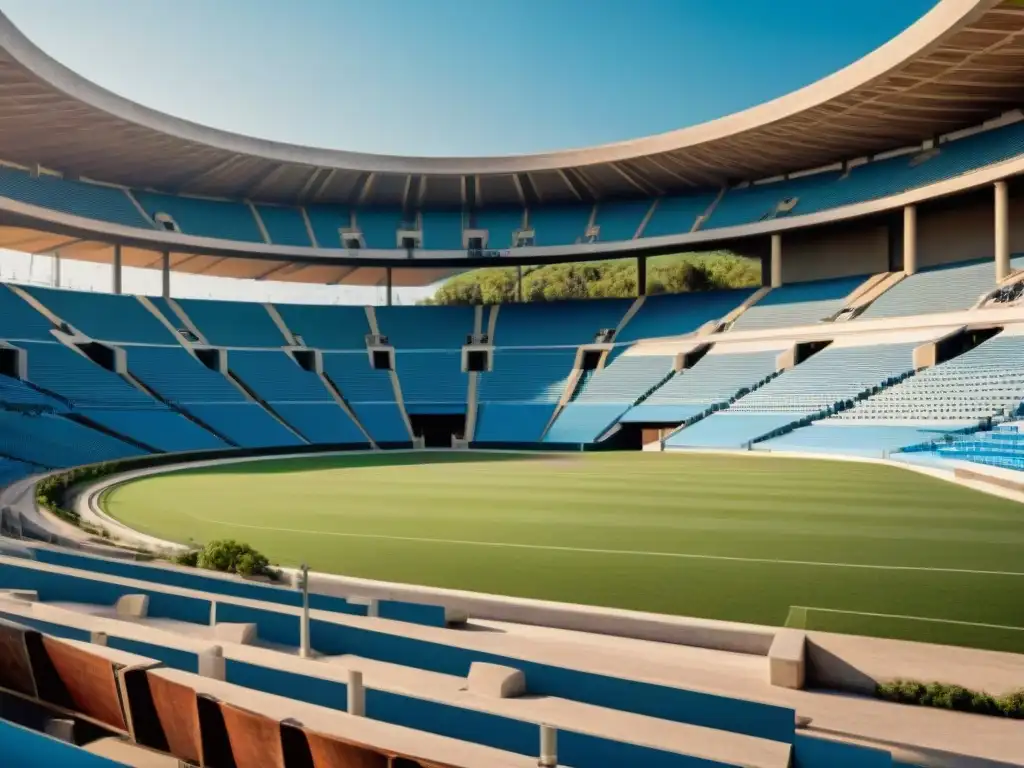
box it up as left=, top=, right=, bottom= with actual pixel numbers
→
left=421, top=251, right=760, bottom=306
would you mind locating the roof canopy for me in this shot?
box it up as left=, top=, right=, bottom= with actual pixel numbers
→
left=0, top=1, right=1022, bottom=208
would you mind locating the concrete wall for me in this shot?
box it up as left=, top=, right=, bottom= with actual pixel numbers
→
left=303, top=614, right=795, bottom=742
left=31, top=547, right=449, bottom=627
left=0, top=563, right=211, bottom=625
left=0, top=719, right=127, bottom=768
left=917, top=194, right=1024, bottom=269
left=793, top=733, right=893, bottom=768
left=781, top=225, right=889, bottom=283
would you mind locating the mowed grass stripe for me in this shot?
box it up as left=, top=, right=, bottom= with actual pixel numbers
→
left=175, top=512, right=1024, bottom=577
left=104, top=451, right=1024, bottom=650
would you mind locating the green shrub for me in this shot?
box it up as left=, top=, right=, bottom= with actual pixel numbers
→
left=999, top=690, right=1024, bottom=719
left=876, top=679, right=1024, bottom=719
left=35, top=462, right=122, bottom=528
left=173, top=550, right=199, bottom=568
left=178, top=539, right=277, bottom=580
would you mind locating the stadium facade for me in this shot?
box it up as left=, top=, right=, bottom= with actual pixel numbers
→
left=0, top=0, right=1021, bottom=292
left=1, top=2, right=1024, bottom=767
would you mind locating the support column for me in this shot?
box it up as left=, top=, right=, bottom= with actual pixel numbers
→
left=637, top=256, right=647, bottom=296
left=347, top=670, right=365, bottom=716
left=112, top=244, right=123, bottom=295
left=516, top=264, right=523, bottom=303
left=298, top=564, right=311, bottom=659
left=385, top=267, right=393, bottom=306
left=161, top=251, right=170, bottom=299
left=770, top=233, right=782, bottom=288
left=903, top=205, right=917, bottom=276
left=53, top=252, right=62, bottom=288
left=995, top=180, right=1010, bottom=282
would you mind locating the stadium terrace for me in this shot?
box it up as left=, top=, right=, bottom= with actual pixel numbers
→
left=1, top=2, right=1024, bottom=767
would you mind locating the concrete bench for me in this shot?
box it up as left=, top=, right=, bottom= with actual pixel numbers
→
left=768, top=629, right=806, bottom=689
left=467, top=662, right=526, bottom=699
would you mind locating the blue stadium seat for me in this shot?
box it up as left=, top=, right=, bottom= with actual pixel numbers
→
left=593, top=200, right=652, bottom=242
left=185, top=403, right=305, bottom=448
left=0, top=410, right=145, bottom=467
left=730, top=276, right=866, bottom=330
left=528, top=206, right=592, bottom=247
left=421, top=210, right=465, bottom=250
left=574, top=354, right=673, bottom=405
left=349, top=402, right=411, bottom=443
left=20, top=341, right=155, bottom=408
left=543, top=403, right=627, bottom=443
left=0, top=166, right=151, bottom=228
left=224, top=350, right=369, bottom=442
left=475, top=208, right=524, bottom=250
left=665, top=412, right=797, bottom=449
left=82, top=409, right=228, bottom=453
left=474, top=403, right=557, bottom=443
left=0, top=457, right=38, bottom=487
left=273, top=303, right=369, bottom=350
left=175, top=298, right=288, bottom=347
left=21, top=286, right=175, bottom=344
left=478, top=350, right=574, bottom=403
left=228, top=350, right=333, bottom=402
left=125, top=346, right=247, bottom=404
left=375, top=306, right=474, bottom=349
left=147, top=297, right=188, bottom=335
left=269, top=402, right=369, bottom=445
left=729, top=343, right=916, bottom=417
left=706, top=173, right=843, bottom=229
left=858, top=257, right=1024, bottom=320
left=304, top=205, right=352, bottom=248
left=936, top=425, right=1024, bottom=471
left=395, top=351, right=467, bottom=412
left=641, top=194, right=717, bottom=238
left=616, top=290, right=752, bottom=342
left=836, top=333, right=1024, bottom=423
left=256, top=205, right=312, bottom=247
left=758, top=424, right=956, bottom=457
left=0, top=374, right=68, bottom=412
left=133, top=191, right=264, bottom=242
left=356, top=209, right=404, bottom=249
left=618, top=403, right=707, bottom=423
left=0, top=285, right=56, bottom=341
left=495, top=299, right=630, bottom=347
left=642, top=350, right=779, bottom=413
left=321, top=353, right=396, bottom=402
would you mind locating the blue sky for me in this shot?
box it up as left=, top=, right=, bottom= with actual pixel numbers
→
left=3, top=0, right=937, bottom=157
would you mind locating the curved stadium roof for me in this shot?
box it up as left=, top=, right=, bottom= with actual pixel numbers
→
left=1, top=0, right=1023, bottom=208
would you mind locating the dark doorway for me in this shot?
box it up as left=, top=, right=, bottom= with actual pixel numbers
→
left=410, top=413, right=466, bottom=448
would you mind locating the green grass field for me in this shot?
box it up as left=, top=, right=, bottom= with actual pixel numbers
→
left=103, top=451, right=1024, bottom=652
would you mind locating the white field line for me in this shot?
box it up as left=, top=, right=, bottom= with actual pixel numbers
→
left=791, top=605, right=1024, bottom=633
left=183, top=512, right=1024, bottom=578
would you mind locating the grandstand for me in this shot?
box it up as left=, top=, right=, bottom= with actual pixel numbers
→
left=1, top=4, right=1024, bottom=767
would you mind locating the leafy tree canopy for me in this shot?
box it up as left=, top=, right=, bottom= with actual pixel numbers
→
left=422, top=251, right=760, bottom=305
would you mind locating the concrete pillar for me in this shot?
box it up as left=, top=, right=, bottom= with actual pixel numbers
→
left=112, top=244, right=123, bottom=295
left=385, top=267, right=393, bottom=307
left=637, top=256, right=647, bottom=296
left=539, top=724, right=557, bottom=768
left=516, top=264, right=523, bottom=302
left=299, top=564, right=311, bottom=659
left=347, top=669, right=365, bottom=716
left=995, top=180, right=1010, bottom=282
left=161, top=251, right=171, bottom=298
left=903, top=205, right=917, bottom=276
left=53, top=252, right=61, bottom=288
left=770, top=233, right=782, bottom=288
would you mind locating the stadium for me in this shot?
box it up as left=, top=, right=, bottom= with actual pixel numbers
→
left=0, top=1, right=1023, bottom=766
